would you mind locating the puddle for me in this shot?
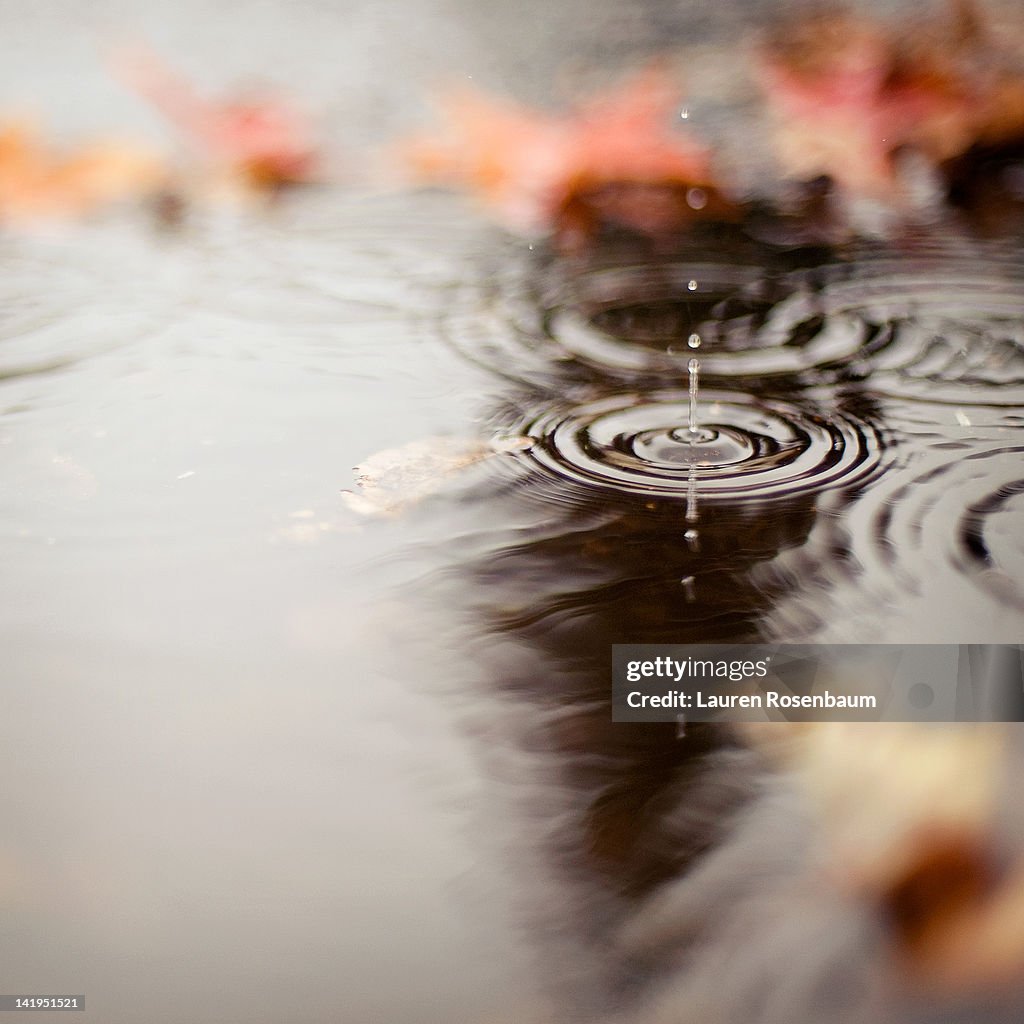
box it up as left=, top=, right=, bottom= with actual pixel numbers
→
left=2, top=2, right=1024, bottom=1024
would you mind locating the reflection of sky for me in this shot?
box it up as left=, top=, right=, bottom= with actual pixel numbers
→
left=0, top=3, right=552, bottom=1002
left=0, top=6, right=589, bottom=1016
left=0, top=186, right=548, bottom=1019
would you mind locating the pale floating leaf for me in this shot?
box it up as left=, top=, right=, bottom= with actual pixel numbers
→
left=342, top=435, right=532, bottom=517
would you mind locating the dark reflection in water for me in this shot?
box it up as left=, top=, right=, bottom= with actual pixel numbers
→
left=438, top=228, right=1024, bottom=641
left=412, top=228, right=1024, bottom=1024
left=448, top=481, right=820, bottom=998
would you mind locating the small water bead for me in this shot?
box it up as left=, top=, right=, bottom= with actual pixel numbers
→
left=688, top=333, right=701, bottom=349
left=687, top=280, right=698, bottom=292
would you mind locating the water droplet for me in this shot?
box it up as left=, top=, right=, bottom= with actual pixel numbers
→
left=688, top=333, right=701, bottom=349
left=679, top=108, right=689, bottom=120
left=687, top=280, right=698, bottom=292
left=680, top=575, right=697, bottom=602
left=686, top=187, right=707, bottom=211
left=686, top=358, right=702, bottom=444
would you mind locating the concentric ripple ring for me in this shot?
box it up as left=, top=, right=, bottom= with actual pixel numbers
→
left=443, top=260, right=872, bottom=386
left=518, top=390, right=885, bottom=503
left=768, top=248, right=1024, bottom=405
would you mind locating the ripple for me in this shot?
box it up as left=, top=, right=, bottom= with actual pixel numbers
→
left=512, top=390, right=884, bottom=507
left=0, top=230, right=181, bottom=381
left=854, top=442, right=1024, bottom=611
left=190, top=192, right=497, bottom=329
left=769, top=249, right=1024, bottom=406
left=957, top=473, right=1024, bottom=608
left=444, top=260, right=871, bottom=386
left=445, top=246, right=1024, bottom=402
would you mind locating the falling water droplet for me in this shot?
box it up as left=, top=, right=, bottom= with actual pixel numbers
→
left=687, top=279, right=698, bottom=292
left=688, top=332, right=701, bottom=349
left=687, top=358, right=702, bottom=442
left=680, top=575, right=696, bottom=602
left=684, top=528, right=700, bottom=549
left=685, top=462, right=699, bottom=525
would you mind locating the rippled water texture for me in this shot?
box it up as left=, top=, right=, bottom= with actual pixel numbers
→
left=446, top=235, right=1024, bottom=641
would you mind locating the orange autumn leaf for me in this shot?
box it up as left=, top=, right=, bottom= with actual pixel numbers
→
left=0, top=122, right=165, bottom=224
left=402, top=66, right=730, bottom=240
left=404, top=87, right=565, bottom=226
left=755, top=2, right=1024, bottom=197
left=114, top=45, right=318, bottom=188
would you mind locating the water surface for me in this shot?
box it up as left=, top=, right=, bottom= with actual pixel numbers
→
left=2, top=1, right=1024, bottom=1022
